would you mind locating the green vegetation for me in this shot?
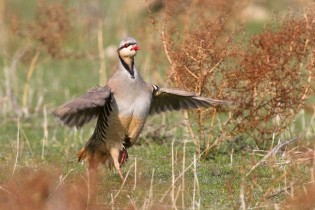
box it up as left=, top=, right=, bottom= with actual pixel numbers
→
left=1, top=0, right=315, bottom=209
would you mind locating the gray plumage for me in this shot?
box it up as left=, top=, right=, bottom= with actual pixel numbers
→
left=149, top=86, right=227, bottom=115
left=53, top=37, right=229, bottom=180
left=54, top=86, right=111, bottom=128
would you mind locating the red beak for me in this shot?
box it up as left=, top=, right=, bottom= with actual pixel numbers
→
left=131, top=45, right=140, bottom=51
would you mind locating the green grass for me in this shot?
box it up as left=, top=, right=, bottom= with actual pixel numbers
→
left=1, top=0, right=315, bottom=209
left=0, top=113, right=312, bottom=208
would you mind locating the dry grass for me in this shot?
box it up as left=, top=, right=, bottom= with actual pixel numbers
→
left=282, top=179, right=315, bottom=209
left=1, top=0, right=315, bottom=209
left=0, top=167, right=105, bottom=210
left=281, top=142, right=315, bottom=209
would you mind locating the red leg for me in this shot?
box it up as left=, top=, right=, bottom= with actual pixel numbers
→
left=119, top=148, right=129, bottom=166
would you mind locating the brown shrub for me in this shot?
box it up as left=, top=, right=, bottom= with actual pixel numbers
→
left=28, top=1, right=71, bottom=58
left=225, top=15, right=315, bottom=146
left=155, top=0, right=315, bottom=151
left=0, top=169, right=52, bottom=210
left=150, top=0, right=246, bottom=154
left=0, top=168, right=104, bottom=210
left=282, top=181, right=315, bottom=209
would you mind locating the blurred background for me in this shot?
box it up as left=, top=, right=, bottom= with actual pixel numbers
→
left=1, top=0, right=315, bottom=209
left=0, top=0, right=311, bottom=115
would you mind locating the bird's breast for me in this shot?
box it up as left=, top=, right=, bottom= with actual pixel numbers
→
left=104, top=86, right=152, bottom=144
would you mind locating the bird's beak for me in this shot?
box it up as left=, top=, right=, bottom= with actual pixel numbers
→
left=131, top=45, right=140, bottom=51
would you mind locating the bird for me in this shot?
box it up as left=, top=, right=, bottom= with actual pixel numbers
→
left=53, top=37, right=229, bottom=180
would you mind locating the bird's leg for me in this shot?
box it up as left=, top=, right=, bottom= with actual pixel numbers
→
left=110, top=148, right=124, bottom=180
left=119, top=148, right=129, bottom=166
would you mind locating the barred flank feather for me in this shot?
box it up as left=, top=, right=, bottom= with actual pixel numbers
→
left=77, top=94, right=112, bottom=166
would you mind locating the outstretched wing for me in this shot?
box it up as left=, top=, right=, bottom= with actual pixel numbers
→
left=149, top=85, right=229, bottom=115
left=53, top=86, right=112, bottom=128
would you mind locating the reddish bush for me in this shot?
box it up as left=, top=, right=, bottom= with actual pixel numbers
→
left=155, top=0, right=315, bottom=150
left=225, top=15, right=315, bottom=146
left=29, top=1, right=71, bottom=58
left=0, top=168, right=103, bottom=210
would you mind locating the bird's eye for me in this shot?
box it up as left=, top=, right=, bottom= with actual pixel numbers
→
left=124, top=43, right=130, bottom=48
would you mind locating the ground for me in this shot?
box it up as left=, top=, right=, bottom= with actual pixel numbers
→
left=1, top=0, right=315, bottom=209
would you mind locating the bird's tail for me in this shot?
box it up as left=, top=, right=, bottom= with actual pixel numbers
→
left=77, top=134, right=111, bottom=169
left=77, top=134, right=98, bottom=164
left=77, top=147, right=88, bottom=162
left=77, top=141, right=95, bottom=162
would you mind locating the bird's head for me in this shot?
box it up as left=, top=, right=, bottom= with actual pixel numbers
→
left=117, top=37, right=140, bottom=58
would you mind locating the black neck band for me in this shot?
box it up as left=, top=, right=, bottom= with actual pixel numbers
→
left=119, top=55, right=135, bottom=79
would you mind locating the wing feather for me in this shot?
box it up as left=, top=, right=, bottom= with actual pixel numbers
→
left=149, top=86, right=230, bottom=115
left=53, top=86, right=112, bottom=128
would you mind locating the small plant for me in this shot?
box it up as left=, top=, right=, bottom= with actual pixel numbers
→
left=153, top=0, right=315, bottom=152
left=225, top=15, right=315, bottom=147
left=29, top=1, right=71, bottom=59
